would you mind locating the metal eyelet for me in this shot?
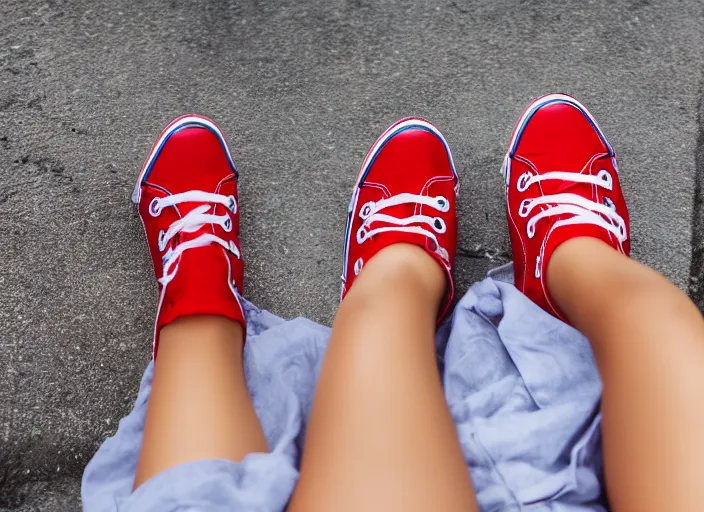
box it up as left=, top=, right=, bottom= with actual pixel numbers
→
left=158, top=230, right=167, bottom=251
left=432, top=217, right=446, bottom=233
left=149, top=198, right=162, bottom=217
left=359, top=202, right=374, bottom=219
left=519, top=199, right=532, bottom=217
left=354, top=258, right=364, bottom=276
left=223, top=216, right=232, bottom=232
left=435, top=196, right=450, bottom=212
left=526, top=222, right=536, bottom=239
left=227, top=195, right=238, bottom=214
left=517, top=172, right=532, bottom=192
left=597, top=169, right=613, bottom=190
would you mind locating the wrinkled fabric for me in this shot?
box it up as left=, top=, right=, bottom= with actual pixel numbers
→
left=82, top=268, right=606, bottom=511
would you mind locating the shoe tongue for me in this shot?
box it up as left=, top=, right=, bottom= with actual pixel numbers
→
left=536, top=153, right=607, bottom=196
left=369, top=194, right=437, bottom=241
left=380, top=200, right=420, bottom=223
left=366, top=228, right=430, bottom=253
left=170, top=178, right=236, bottom=245
left=552, top=178, right=584, bottom=195
left=172, top=242, right=226, bottom=282
left=170, top=202, right=217, bottom=246
left=159, top=243, right=237, bottom=329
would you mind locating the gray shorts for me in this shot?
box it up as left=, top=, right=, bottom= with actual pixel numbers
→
left=82, top=273, right=606, bottom=511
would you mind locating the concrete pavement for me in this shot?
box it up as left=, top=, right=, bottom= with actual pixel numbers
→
left=1, top=0, right=702, bottom=508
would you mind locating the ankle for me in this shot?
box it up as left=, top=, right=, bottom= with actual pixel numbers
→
left=159, top=315, right=245, bottom=358
left=547, top=237, right=618, bottom=289
left=349, top=243, right=446, bottom=306
left=548, top=236, right=599, bottom=281
left=546, top=237, right=609, bottom=309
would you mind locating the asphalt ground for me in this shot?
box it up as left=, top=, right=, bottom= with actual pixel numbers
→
left=1, top=0, right=703, bottom=509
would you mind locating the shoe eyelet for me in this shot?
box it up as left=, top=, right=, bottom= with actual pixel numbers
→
left=227, top=195, right=238, bottom=214
left=597, top=169, right=613, bottom=190
left=526, top=222, right=536, bottom=239
left=519, top=199, right=532, bottom=217
left=428, top=239, right=438, bottom=251
left=435, top=196, right=450, bottom=212
left=432, top=217, right=446, bottom=233
left=356, top=226, right=368, bottom=244
left=436, top=246, right=450, bottom=262
left=149, top=197, right=162, bottom=217
left=517, top=172, right=532, bottom=192
left=602, top=196, right=616, bottom=211
left=223, top=216, right=232, bottom=232
left=158, top=229, right=167, bottom=251
left=354, top=257, right=364, bottom=276
left=360, top=202, right=374, bottom=219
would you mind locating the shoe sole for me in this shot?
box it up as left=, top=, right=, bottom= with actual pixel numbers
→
left=341, top=117, right=458, bottom=296
left=132, top=114, right=238, bottom=205
left=501, top=93, right=614, bottom=185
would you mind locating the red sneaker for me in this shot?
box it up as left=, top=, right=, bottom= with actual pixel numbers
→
left=132, top=115, right=245, bottom=358
left=341, top=118, right=459, bottom=319
left=503, top=93, right=631, bottom=320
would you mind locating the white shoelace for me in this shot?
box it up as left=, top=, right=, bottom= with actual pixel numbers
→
left=148, top=191, right=239, bottom=286
left=356, top=193, right=450, bottom=260
left=517, top=168, right=627, bottom=245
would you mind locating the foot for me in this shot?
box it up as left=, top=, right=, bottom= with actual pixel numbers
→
left=133, top=115, right=245, bottom=358
left=503, top=93, right=631, bottom=319
left=341, top=118, right=459, bottom=319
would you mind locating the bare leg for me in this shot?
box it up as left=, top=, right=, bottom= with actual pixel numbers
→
left=289, top=244, right=478, bottom=512
left=133, top=316, right=267, bottom=488
left=548, top=237, right=704, bottom=512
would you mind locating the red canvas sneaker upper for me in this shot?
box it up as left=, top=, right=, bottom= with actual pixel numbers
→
left=504, top=94, right=631, bottom=320
left=341, top=118, right=459, bottom=319
left=133, top=115, right=245, bottom=358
